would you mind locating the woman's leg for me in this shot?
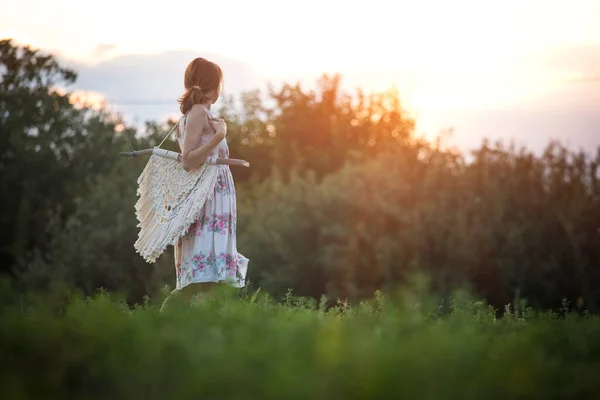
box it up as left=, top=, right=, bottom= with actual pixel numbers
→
left=159, top=282, right=218, bottom=312
left=180, top=282, right=218, bottom=303
left=159, top=288, right=179, bottom=312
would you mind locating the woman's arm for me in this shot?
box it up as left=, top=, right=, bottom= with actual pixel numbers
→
left=181, top=105, right=226, bottom=171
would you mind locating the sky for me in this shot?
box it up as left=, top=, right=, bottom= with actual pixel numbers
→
left=1, top=0, right=599, bottom=154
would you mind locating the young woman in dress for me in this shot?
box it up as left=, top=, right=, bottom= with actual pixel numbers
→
left=161, top=57, right=249, bottom=310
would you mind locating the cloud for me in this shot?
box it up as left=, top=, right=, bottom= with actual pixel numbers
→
left=540, top=44, right=600, bottom=79
left=408, top=44, right=600, bottom=154
left=420, top=80, right=600, bottom=154
left=89, top=44, right=117, bottom=61
left=59, top=50, right=265, bottom=122
left=53, top=46, right=599, bottom=155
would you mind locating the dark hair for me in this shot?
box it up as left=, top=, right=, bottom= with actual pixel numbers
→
left=178, top=57, right=223, bottom=114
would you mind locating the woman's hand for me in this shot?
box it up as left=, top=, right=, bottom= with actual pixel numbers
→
left=212, top=118, right=227, bottom=139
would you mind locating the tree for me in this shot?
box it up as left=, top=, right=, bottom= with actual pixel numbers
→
left=0, top=39, right=123, bottom=278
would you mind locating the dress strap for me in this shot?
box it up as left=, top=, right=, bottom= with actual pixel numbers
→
left=158, top=115, right=184, bottom=148
left=205, top=105, right=217, bottom=133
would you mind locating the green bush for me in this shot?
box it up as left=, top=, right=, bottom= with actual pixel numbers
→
left=239, top=141, right=600, bottom=311
left=1, top=281, right=599, bottom=399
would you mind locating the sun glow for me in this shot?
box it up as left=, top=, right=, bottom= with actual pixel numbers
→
left=3, top=0, right=599, bottom=149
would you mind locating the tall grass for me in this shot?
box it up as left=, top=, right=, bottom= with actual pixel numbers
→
left=1, top=279, right=599, bottom=399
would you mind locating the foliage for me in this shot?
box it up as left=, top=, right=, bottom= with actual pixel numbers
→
left=1, top=39, right=125, bottom=273
left=239, top=140, right=600, bottom=311
left=1, top=282, right=599, bottom=399
left=2, top=39, right=600, bottom=312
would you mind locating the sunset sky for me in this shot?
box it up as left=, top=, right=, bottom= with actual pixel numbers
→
left=2, top=0, right=599, bottom=153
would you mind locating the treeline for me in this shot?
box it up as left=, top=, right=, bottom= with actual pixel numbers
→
left=1, top=39, right=599, bottom=311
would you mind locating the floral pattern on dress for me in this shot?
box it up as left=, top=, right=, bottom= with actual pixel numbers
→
left=195, top=212, right=235, bottom=235
left=214, top=174, right=232, bottom=195
left=218, top=148, right=229, bottom=158
left=176, top=251, right=243, bottom=283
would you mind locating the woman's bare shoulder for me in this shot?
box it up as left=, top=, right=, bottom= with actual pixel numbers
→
left=184, top=105, right=210, bottom=137
left=188, top=104, right=208, bottom=120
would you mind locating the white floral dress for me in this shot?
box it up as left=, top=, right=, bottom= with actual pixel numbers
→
left=173, top=111, right=248, bottom=289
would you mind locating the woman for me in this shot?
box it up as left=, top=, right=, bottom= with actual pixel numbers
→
left=161, top=57, right=249, bottom=310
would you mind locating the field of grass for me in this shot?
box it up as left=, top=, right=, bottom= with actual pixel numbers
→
left=1, top=280, right=599, bottom=399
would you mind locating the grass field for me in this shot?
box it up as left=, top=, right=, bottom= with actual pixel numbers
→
left=1, top=281, right=599, bottom=399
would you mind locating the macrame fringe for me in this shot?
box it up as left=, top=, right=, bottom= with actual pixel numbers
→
left=133, top=154, right=219, bottom=263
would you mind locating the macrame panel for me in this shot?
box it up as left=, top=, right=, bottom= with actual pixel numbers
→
left=134, top=154, right=219, bottom=263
